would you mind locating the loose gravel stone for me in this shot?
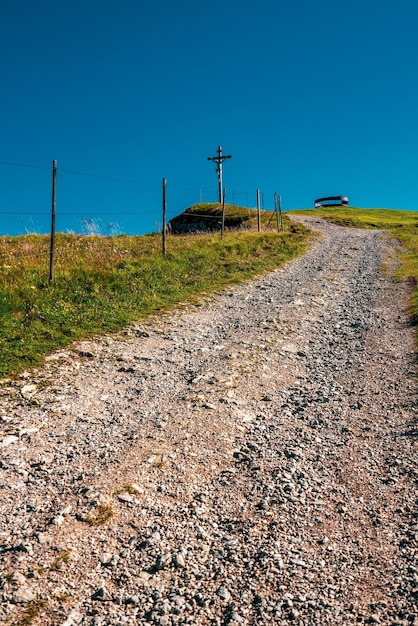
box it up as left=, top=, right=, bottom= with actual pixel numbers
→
left=216, top=586, right=232, bottom=601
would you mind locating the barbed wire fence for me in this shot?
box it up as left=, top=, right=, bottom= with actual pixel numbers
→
left=0, top=160, right=284, bottom=280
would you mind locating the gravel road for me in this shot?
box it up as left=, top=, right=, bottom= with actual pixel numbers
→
left=0, top=216, right=416, bottom=626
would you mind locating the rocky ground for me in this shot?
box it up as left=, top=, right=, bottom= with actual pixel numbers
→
left=0, top=216, right=416, bottom=626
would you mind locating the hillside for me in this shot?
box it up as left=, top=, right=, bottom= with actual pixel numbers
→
left=168, top=203, right=280, bottom=233
left=0, top=216, right=415, bottom=625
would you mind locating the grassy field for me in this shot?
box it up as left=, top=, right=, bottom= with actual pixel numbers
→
left=288, top=206, right=418, bottom=326
left=0, top=216, right=310, bottom=377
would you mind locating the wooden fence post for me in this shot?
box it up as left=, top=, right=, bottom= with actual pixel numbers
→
left=162, top=178, right=167, bottom=257
left=274, top=192, right=280, bottom=233
left=221, top=188, right=226, bottom=238
left=279, top=194, right=284, bottom=231
left=49, top=160, right=57, bottom=282
left=257, top=189, right=261, bottom=232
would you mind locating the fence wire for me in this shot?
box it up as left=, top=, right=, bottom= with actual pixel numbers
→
left=0, top=160, right=283, bottom=272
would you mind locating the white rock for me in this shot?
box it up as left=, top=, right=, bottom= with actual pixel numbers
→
left=1, top=435, right=19, bottom=447
left=282, top=343, right=299, bottom=354
left=12, top=571, right=26, bottom=585
left=173, top=552, right=186, bottom=568
left=21, top=384, right=37, bottom=399
left=99, top=553, right=113, bottom=565
left=13, top=585, right=35, bottom=603
left=216, top=586, right=231, bottom=601
left=60, top=607, right=83, bottom=626
left=117, top=493, right=134, bottom=503
left=130, top=483, right=144, bottom=494
left=60, top=505, right=73, bottom=517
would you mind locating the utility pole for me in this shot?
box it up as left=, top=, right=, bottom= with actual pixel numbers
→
left=207, top=145, right=232, bottom=204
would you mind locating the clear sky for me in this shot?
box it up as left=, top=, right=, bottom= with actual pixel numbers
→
left=1, top=0, right=417, bottom=236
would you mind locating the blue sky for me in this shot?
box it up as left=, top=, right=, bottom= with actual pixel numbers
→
left=1, top=0, right=417, bottom=235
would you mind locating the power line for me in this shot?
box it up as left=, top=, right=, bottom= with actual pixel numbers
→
left=0, top=211, right=50, bottom=215
left=58, top=167, right=160, bottom=187
left=56, top=210, right=161, bottom=217
left=0, top=160, right=50, bottom=171
left=0, top=209, right=161, bottom=217
left=0, top=159, right=268, bottom=200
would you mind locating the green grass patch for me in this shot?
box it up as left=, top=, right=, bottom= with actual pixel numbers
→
left=84, top=504, right=115, bottom=526
left=50, top=549, right=72, bottom=571
left=0, top=216, right=310, bottom=377
left=10, top=599, right=48, bottom=626
left=288, top=207, right=418, bottom=326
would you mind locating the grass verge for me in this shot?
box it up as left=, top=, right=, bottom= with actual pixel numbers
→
left=0, top=217, right=310, bottom=377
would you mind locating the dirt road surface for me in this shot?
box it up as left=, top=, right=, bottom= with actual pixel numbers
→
left=0, top=216, right=416, bottom=625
